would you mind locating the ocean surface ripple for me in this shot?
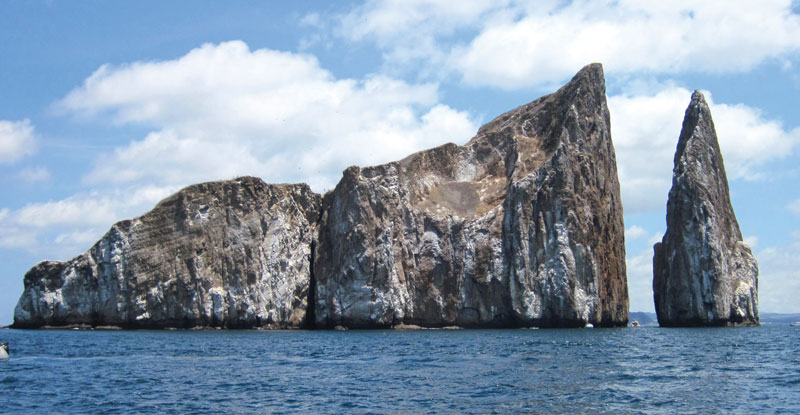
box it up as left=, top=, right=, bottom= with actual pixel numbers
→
left=1, top=326, right=798, bottom=414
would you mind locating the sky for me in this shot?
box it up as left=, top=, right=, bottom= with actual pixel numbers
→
left=1, top=1, right=799, bottom=325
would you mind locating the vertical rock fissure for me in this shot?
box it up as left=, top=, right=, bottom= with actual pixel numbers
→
left=304, top=240, right=317, bottom=329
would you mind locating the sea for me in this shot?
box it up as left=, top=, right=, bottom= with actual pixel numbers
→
left=1, top=325, right=798, bottom=414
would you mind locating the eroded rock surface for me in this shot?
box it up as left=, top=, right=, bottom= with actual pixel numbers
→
left=13, top=177, right=321, bottom=329
left=653, top=91, right=759, bottom=327
left=314, top=63, right=628, bottom=328
left=14, top=64, right=630, bottom=330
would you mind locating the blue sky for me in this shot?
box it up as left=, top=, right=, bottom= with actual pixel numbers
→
left=1, top=1, right=799, bottom=324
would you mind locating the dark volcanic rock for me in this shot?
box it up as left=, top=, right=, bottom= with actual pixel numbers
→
left=653, top=91, right=759, bottom=327
left=314, top=63, right=628, bottom=328
left=14, top=177, right=321, bottom=329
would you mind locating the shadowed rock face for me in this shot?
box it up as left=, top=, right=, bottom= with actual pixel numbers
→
left=14, top=177, right=321, bottom=329
left=315, top=63, right=628, bottom=328
left=653, top=91, right=759, bottom=327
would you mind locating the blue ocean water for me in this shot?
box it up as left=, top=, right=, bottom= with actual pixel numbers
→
left=1, top=326, right=798, bottom=414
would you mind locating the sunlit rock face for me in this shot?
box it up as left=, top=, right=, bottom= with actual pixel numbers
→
left=14, top=177, right=321, bottom=329
left=14, top=64, right=630, bottom=330
left=314, top=63, right=629, bottom=328
left=653, top=91, right=759, bottom=327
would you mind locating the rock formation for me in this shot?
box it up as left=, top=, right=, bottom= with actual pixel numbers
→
left=14, top=63, right=629, bottom=329
left=14, top=177, right=321, bottom=329
left=653, top=91, right=759, bottom=327
left=314, top=63, right=628, bottom=328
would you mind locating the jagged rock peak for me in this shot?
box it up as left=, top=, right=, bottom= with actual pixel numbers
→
left=653, top=90, right=759, bottom=327
left=13, top=176, right=322, bottom=329
left=314, top=63, right=628, bottom=329
left=13, top=63, right=629, bottom=330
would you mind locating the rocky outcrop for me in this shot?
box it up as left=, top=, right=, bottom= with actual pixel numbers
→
left=13, top=177, right=321, bottom=329
left=14, top=63, right=630, bottom=330
left=653, top=91, right=758, bottom=327
left=314, top=63, right=628, bottom=328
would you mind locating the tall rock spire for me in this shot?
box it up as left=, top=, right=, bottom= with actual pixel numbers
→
left=653, top=91, right=759, bottom=327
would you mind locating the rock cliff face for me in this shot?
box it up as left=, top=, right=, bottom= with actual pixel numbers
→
left=314, top=63, right=628, bottom=328
left=14, top=177, right=321, bottom=329
left=14, top=63, right=629, bottom=329
left=653, top=91, right=758, bottom=327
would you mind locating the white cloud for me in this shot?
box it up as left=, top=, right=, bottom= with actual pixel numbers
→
left=610, top=86, right=800, bottom=213
left=713, top=104, right=800, bottom=179
left=58, top=41, right=478, bottom=192
left=13, top=196, right=119, bottom=229
left=756, top=234, right=800, bottom=313
left=648, top=233, right=664, bottom=246
left=0, top=184, right=177, bottom=257
left=54, top=229, right=105, bottom=247
left=335, top=0, right=510, bottom=75
left=334, top=0, right=800, bottom=88
left=0, top=119, right=36, bottom=163
left=0, top=41, right=479, bottom=256
left=18, top=166, right=51, bottom=183
left=338, top=0, right=505, bottom=43
left=625, top=225, right=648, bottom=241
left=609, top=87, right=686, bottom=213
left=626, top=248, right=656, bottom=312
left=789, top=200, right=800, bottom=216
left=0, top=225, right=38, bottom=250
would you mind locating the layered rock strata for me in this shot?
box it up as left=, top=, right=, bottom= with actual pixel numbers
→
left=14, top=177, right=321, bottom=329
left=653, top=91, right=759, bottom=327
left=14, top=63, right=629, bottom=329
left=314, top=63, right=628, bottom=328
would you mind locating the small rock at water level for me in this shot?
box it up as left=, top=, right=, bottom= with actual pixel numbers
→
left=653, top=91, right=759, bottom=327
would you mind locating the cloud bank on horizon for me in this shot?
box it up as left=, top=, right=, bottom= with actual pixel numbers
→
left=1, top=0, right=799, bottom=314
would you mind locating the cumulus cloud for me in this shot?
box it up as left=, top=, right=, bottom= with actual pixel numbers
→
left=17, top=166, right=51, bottom=183
left=335, top=0, right=507, bottom=75
left=0, top=119, right=36, bottom=163
left=712, top=103, right=800, bottom=179
left=58, top=41, right=478, bottom=191
left=610, top=86, right=800, bottom=213
left=13, top=197, right=119, bottom=229
left=789, top=200, right=800, bottom=216
left=334, top=0, right=800, bottom=88
left=338, top=0, right=503, bottom=43
left=625, top=225, right=648, bottom=241
left=625, top=247, right=656, bottom=312
left=0, top=184, right=177, bottom=256
left=756, top=234, right=800, bottom=313
left=1, top=41, right=478, bottom=257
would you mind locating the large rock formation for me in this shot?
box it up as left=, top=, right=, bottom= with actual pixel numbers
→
left=14, top=177, right=321, bottom=329
left=653, top=91, right=759, bottom=327
left=14, top=63, right=629, bottom=329
left=314, top=63, right=628, bottom=328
